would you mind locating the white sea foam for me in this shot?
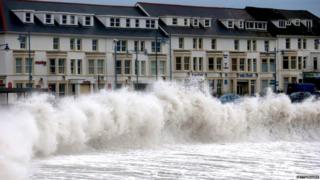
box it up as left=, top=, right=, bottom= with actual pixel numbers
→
left=0, top=81, right=320, bottom=179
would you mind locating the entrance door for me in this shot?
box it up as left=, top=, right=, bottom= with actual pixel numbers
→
left=80, top=84, right=91, bottom=94
left=237, top=81, right=249, bottom=95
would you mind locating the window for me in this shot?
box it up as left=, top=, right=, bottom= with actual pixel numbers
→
left=193, top=38, right=197, bottom=49
left=239, top=21, right=244, bottom=28
left=291, top=56, right=297, bottom=69
left=92, top=39, right=98, bottom=51
left=146, top=20, right=151, bottom=28
left=76, top=39, right=81, bottom=50
left=217, top=80, right=222, bottom=96
left=298, top=38, right=302, bottom=49
left=140, top=41, right=145, bottom=51
left=199, top=57, right=203, bottom=71
left=184, top=19, right=188, bottom=26
left=261, top=80, right=269, bottom=93
left=247, top=40, right=251, bottom=51
left=175, top=57, right=182, bottom=71
left=124, top=60, right=131, bottom=74
left=198, top=38, right=203, bottom=49
left=239, top=58, right=245, bottom=71
left=85, top=16, right=92, bottom=26
left=134, top=41, right=139, bottom=51
left=211, top=39, right=216, bottom=50
left=232, top=58, right=237, bottom=71
left=15, top=58, right=22, bottom=73
left=261, top=59, right=268, bottom=72
left=303, top=39, right=307, bottom=49
left=295, top=19, right=300, bottom=26
left=234, top=40, right=239, bottom=50
left=25, top=58, right=33, bottom=74
left=53, top=37, right=59, bottom=50
left=204, top=19, right=210, bottom=27
left=58, top=59, right=65, bottom=74
left=70, top=15, right=76, bottom=25
left=306, top=20, right=313, bottom=29
left=270, top=59, right=275, bottom=72
left=252, top=40, right=257, bottom=51
left=97, top=59, right=104, bottom=74
left=216, top=57, right=222, bottom=71
left=298, top=56, right=302, bottom=70
left=45, top=14, right=52, bottom=24
left=184, top=57, right=190, bottom=70
left=70, top=59, right=75, bottom=74
left=208, top=58, right=214, bottom=71
left=172, top=18, right=177, bottom=25
left=283, top=56, right=289, bottom=69
left=253, top=59, right=257, bottom=72
left=151, top=20, right=156, bottom=28
left=227, top=20, right=233, bottom=28
left=159, top=61, right=165, bottom=75
left=25, top=12, right=32, bottom=23
left=19, top=35, right=26, bottom=49
left=110, top=18, right=120, bottom=27
left=116, top=60, right=121, bottom=74
left=61, top=15, right=67, bottom=24
left=88, top=60, right=95, bottom=74
left=251, top=80, right=256, bottom=95
left=77, top=59, right=82, bottom=75
left=70, top=38, right=75, bottom=50
left=286, top=38, right=290, bottom=49
left=193, top=19, right=199, bottom=26
left=279, top=20, right=286, bottom=28
left=126, top=19, right=131, bottom=27
left=59, top=84, right=65, bottom=97
left=179, top=38, right=184, bottom=49
left=16, top=83, right=23, bottom=89
left=303, top=56, right=307, bottom=69
left=193, top=57, right=197, bottom=71
left=315, top=39, right=319, bottom=50
left=246, top=21, right=254, bottom=29
left=152, top=41, right=161, bottom=52
left=135, top=19, right=139, bottom=28
left=247, top=59, right=252, bottom=72
left=150, top=61, right=156, bottom=75
left=314, top=57, right=318, bottom=70
left=116, top=40, right=127, bottom=52
left=49, top=59, right=56, bottom=74
left=141, top=61, right=146, bottom=75
left=264, top=40, right=269, bottom=52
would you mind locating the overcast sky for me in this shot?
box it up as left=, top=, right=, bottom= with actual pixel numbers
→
left=54, top=0, right=320, bottom=16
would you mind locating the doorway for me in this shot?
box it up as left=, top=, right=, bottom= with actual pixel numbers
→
left=237, top=81, right=249, bottom=95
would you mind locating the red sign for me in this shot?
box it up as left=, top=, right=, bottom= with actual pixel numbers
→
left=35, top=61, right=46, bottom=65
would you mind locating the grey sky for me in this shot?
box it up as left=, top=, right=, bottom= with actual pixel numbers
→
left=54, top=0, right=320, bottom=16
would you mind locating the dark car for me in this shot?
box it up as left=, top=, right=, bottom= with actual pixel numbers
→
left=289, top=92, right=312, bottom=103
left=219, top=93, right=241, bottom=104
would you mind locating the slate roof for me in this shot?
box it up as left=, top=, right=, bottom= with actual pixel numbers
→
left=137, top=2, right=272, bottom=38
left=0, top=0, right=165, bottom=38
left=245, top=7, right=320, bottom=36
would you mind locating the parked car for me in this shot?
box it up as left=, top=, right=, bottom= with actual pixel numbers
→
left=287, top=83, right=316, bottom=94
left=219, top=93, right=241, bottom=104
left=289, top=92, right=312, bottom=103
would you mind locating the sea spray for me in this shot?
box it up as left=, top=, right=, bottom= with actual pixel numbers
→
left=0, top=81, right=320, bottom=179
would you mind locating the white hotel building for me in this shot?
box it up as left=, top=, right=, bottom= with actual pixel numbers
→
left=0, top=0, right=319, bottom=98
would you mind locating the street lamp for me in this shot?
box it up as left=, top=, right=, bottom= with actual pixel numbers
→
left=113, top=39, right=118, bottom=89
left=0, top=43, right=10, bottom=51
left=268, top=48, right=284, bottom=92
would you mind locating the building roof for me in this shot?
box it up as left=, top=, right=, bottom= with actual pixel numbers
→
left=137, top=2, right=272, bottom=38
left=245, top=7, right=320, bottom=36
left=0, top=0, right=164, bottom=38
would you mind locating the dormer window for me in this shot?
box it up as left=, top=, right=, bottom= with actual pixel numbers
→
left=62, top=15, right=67, bottom=24
left=227, top=20, right=234, bottom=28
left=295, top=19, right=300, bottom=26
left=193, top=18, right=199, bottom=26
left=286, top=21, right=291, bottom=25
left=110, top=18, right=120, bottom=27
left=279, top=20, right=286, bottom=28
left=204, top=19, right=210, bottom=27
left=172, top=18, right=177, bottom=25
left=246, top=21, right=254, bottom=29
left=184, top=18, right=188, bottom=26
left=25, top=12, right=33, bottom=23
left=126, top=19, right=130, bottom=27
left=135, top=19, right=140, bottom=28
left=70, top=15, right=76, bottom=25
left=306, top=20, right=313, bottom=29
left=84, top=16, right=92, bottom=26
left=45, top=14, right=53, bottom=24
left=239, top=21, right=244, bottom=28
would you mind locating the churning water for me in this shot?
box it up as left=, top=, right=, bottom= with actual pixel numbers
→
left=0, top=82, right=320, bottom=180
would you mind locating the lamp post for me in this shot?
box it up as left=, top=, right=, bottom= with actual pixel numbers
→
left=113, top=39, right=118, bottom=89
left=18, top=32, right=32, bottom=90
left=268, top=48, right=284, bottom=93
left=154, top=31, right=169, bottom=80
